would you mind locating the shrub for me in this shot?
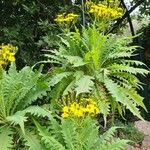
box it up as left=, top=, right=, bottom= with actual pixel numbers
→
left=0, top=63, right=51, bottom=149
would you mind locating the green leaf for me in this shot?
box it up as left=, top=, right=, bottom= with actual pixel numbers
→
left=6, top=113, right=27, bottom=134
left=108, top=64, right=149, bottom=76
left=0, top=127, right=13, bottom=150
left=34, top=120, right=65, bottom=150
left=79, top=117, right=99, bottom=150
left=75, top=75, right=94, bottom=96
left=98, top=127, right=129, bottom=150
left=107, top=52, right=135, bottom=59
left=104, top=78, right=144, bottom=120
left=123, top=88, right=146, bottom=110
left=61, top=118, right=77, bottom=150
left=98, top=100, right=110, bottom=127
left=22, top=130, right=42, bottom=150
left=49, top=72, right=72, bottom=87
left=23, top=106, right=52, bottom=120
left=64, top=55, right=87, bottom=67
left=63, top=80, right=75, bottom=96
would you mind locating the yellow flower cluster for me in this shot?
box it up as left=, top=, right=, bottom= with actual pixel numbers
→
left=86, top=1, right=123, bottom=19
left=0, top=44, right=17, bottom=65
left=54, top=13, right=79, bottom=23
left=61, top=98, right=100, bottom=118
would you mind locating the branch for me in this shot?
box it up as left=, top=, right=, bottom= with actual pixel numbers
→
left=121, top=0, right=135, bottom=35
left=120, top=0, right=139, bottom=44
left=109, top=0, right=145, bottom=33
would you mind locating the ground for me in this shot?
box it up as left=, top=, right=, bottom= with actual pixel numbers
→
left=126, top=120, right=150, bottom=150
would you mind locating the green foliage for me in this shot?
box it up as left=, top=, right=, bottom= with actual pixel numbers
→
left=1, top=0, right=149, bottom=67
left=0, top=1, right=149, bottom=149
left=1, top=63, right=49, bottom=114
left=116, top=122, right=144, bottom=144
left=131, top=0, right=150, bottom=18
left=34, top=116, right=129, bottom=150
left=21, top=130, right=42, bottom=150
left=43, top=26, right=149, bottom=125
left=0, top=128, right=13, bottom=150
left=0, top=63, right=51, bottom=149
left=0, top=0, right=76, bottom=67
left=75, top=75, right=94, bottom=96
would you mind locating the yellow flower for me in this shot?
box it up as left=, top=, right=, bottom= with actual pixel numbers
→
left=62, top=106, right=69, bottom=113
left=61, top=113, right=69, bottom=118
left=0, top=60, right=4, bottom=65
left=86, top=98, right=96, bottom=105
left=70, top=103, right=77, bottom=112
left=86, top=104, right=95, bottom=113
left=2, top=52, right=7, bottom=58
left=0, top=43, right=17, bottom=66
left=86, top=0, right=124, bottom=19
left=61, top=98, right=100, bottom=118
left=74, top=109, right=84, bottom=117
left=54, top=13, right=79, bottom=23
left=8, top=56, right=15, bottom=62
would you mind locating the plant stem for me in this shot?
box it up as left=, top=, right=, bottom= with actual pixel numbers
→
left=81, top=0, right=85, bottom=26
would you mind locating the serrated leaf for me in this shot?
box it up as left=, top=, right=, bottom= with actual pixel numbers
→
left=104, top=78, right=144, bottom=120
left=63, top=80, right=75, bottom=96
left=64, top=55, right=87, bottom=67
left=24, top=106, right=52, bottom=120
left=98, top=100, right=110, bottom=127
left=0, top=128, right=13, bottom=150
left=6, top=113, right=27, bottom=134
left=108, top=64, right=149, bottom=76
left=123, top=88, right=146, bottom=110
left=22, top=130, right=42, bottom=150
left=49, top=72, right=72, bottom=87
left=34, top=120, right=65, bottom=150
left=75, top=75, right=94, bottom=96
